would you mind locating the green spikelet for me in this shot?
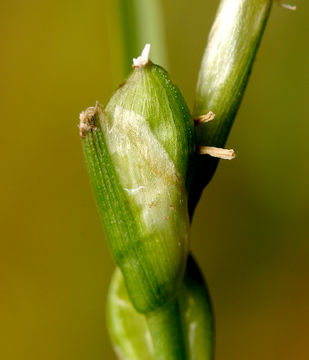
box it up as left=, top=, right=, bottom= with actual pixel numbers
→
left=80, top=45, right=195, bottom=313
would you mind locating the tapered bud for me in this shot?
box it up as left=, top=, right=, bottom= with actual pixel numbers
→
left=80, top=46, right=195, bottom=313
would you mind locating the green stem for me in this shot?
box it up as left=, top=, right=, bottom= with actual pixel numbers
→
left=146, top=299, right=186, bottom=360
left=189, top=0, right=273, bottom=216
left=180, top=255, right=214, bottom=360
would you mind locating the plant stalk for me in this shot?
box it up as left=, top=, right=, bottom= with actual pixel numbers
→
left=189, top=0, right=273, bottom=216
left=146, top=299, right=186, bottom=360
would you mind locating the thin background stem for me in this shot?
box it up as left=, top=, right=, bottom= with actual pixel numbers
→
left=106, top=0, right=168, bottom=82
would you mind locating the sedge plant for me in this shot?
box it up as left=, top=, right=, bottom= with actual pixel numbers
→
left=79, top=0, right=294, bottom=358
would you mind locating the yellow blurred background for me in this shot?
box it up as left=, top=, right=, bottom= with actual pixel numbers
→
left=0, top=0, right=308, bottom=359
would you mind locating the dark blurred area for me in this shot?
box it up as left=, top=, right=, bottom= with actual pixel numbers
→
left=0, top=0, right=308, bottom=359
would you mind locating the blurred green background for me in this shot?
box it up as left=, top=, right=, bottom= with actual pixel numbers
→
left=1, top=0, right=308, bottom=359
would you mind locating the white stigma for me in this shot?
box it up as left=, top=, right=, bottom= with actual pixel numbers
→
left=133, top=44, right=151, bottom=68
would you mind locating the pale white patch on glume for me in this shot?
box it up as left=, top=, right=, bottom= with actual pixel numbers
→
left=100, top=105, right=181, bottom=234
left=189, top=321, right=197, bottom=358
left=123, top=186, right=145, bottom=194
left=133, top=44, right=151, bottom=68
left=114, top=297, right=131, bottom=309
left=145, top=330, right=154, bottom=355
left=113, top=346, right=126, bottom=360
